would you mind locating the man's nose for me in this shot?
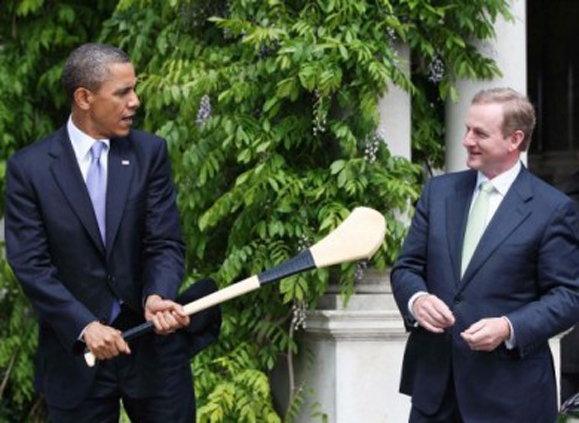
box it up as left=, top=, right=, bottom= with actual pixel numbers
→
left=463, top=130, right=474, bottom=147
left=129, top=91, right=140, bottom=109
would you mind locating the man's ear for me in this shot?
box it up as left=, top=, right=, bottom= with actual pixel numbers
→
left=73, top=87, right=93, bottom=111
left=509, top=130, right=525, bottom=152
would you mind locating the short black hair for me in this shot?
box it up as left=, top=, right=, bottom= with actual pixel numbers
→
left=62, top=43, right=131, bottom=102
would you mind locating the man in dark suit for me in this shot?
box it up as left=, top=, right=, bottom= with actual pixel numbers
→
left=391, top=87, right=579, bottom=422
left=6, top=43, right=216, bottom=422
left=560, top=172, right=579, bottom=404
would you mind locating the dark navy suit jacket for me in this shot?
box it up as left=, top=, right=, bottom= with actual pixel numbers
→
left=5, top=126, right=219, bottom=409
left=391, top=167, right=579, bottom=422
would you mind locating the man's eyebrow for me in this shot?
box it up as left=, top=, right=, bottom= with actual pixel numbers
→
left=113, top=83, right=136, bottom=95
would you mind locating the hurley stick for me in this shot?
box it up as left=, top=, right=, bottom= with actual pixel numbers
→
left=85, top=206, right=385, bottom=366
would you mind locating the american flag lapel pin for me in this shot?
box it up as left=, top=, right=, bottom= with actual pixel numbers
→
left=122, top=160, right=130, bottom=166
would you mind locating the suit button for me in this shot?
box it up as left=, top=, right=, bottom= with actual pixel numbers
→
left=454, top=295, right=462, bottom=304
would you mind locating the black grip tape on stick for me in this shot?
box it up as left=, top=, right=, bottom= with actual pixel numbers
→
left=258, top=250, right=316, bottom=286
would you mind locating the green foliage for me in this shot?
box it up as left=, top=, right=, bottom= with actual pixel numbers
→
left=0, top=0, right=511, bottom=421
left=0, top=255, right=45, bottom=422
left=194, top=341, right=281, bottom=423
left=0, top=0, right=117, bottom=210
left=310, top=402, right=329, bottom=423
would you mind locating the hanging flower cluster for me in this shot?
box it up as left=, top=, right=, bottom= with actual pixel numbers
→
left=354, top=260, right=369, bottom=283
left=196, top=94, right=212, bottom=126
left=428, top=56, right=445, bottom=83
left=312, top=90, right=328, bottom=136
left=291, top=300, right=308, bottom=331
left=364, top=129, right=385, bottom=163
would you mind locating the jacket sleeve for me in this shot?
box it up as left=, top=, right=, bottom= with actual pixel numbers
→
left=176, top=278, right=222, bottom=356
left=390, top=179, right=432, bottom=329
left=140, top=138, right=186, bottom=302
left=506, top=198, right=579, bottom=357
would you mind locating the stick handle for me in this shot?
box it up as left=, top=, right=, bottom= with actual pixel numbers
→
left=84, top=276, right=261, bottom=367
left=182, top=276, right=260, bottom=315
left=123, top=321, right=155, bottom=340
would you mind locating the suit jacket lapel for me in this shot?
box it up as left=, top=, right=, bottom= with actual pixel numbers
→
left=459, top=167, right=533, bottom=290
left=446, top=171, right=477, bottom=284
left=49, top=127, right=105, bottom=255
left=106, top=136, right=134, bottom=258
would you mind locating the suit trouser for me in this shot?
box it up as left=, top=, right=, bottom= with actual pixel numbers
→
left=409, top=377, right=464, bottom=423
left=47, top=360, right=195, bottom=423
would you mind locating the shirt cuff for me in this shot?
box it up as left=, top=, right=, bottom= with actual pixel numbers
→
left=502, top=316, right=516, bottom=349
left=78, top=321, right=98, bottom=342
left=408, top=291, right=429, bottom=324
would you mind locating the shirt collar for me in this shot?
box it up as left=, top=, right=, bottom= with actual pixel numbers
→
left=67, top=116, right=110, bottom=162
left=476, top=161, right=522, bottom=196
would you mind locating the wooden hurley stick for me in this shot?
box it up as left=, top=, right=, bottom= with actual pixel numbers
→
left=85, top=207, right=386, bottom=367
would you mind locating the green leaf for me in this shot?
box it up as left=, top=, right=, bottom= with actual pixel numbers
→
left=330, top=160, right=346, bottom=174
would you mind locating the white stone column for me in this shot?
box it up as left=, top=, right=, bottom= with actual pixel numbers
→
left=377, top=44, right=411, bottom=160
left=293, top=270, right=411, bottom=423
left=445, top=0, right=527, bottom=172
left=378, top=44, right=412, bottom=228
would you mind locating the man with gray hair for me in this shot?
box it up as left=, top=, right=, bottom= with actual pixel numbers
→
left=5, top=43, right=218, bottom=422
left=391, top=87, right=579, bottom=422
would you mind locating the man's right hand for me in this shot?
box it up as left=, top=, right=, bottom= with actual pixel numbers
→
left=412, top=294, right=455, bottom=333
left=83, top=321, right=131, bottom=359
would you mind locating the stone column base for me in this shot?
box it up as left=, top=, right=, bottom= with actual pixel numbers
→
left=291, top=269, right=411, bottom=423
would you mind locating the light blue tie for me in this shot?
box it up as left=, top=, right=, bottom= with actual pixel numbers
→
left=86, top=142, right=107, bottom=242
left=86, top=142, right=120, bottom=322
left=461, top=181, right=494, bottom=277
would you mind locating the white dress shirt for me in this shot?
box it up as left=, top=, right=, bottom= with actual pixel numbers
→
left=468, top=161, right=521, bottom=231
left=67, top=116, right=110, bottom=182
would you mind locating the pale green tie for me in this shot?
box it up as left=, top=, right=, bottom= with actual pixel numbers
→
left=461, top=181, right=494, bottom=276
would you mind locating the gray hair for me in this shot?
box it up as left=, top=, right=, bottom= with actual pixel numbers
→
left=471, top=87, right=536, bottom=152
left=62, top=43, right=131, bottom=102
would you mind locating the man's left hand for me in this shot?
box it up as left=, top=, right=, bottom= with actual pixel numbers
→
left=460, top=317, right=511, bottom=352
left=145, top=294, right=190, bottom=334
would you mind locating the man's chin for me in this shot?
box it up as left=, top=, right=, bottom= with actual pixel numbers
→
left=112, top=127, right=131, bottom=138
left=466, top=158, right=480, bottom=170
